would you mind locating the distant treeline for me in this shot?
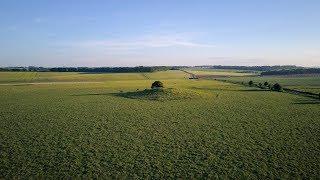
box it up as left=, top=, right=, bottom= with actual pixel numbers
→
left=0, top=66, right=184, bottom=73
left=49, top=66, right=173, bottom=73
left=194, top=65, right=299, bottom=71
left=261, top=68, right=320, bottom=75
left=1, top=65, right=319, bottom=75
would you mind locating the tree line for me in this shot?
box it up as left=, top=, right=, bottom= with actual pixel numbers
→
left=261, top=68, right=320, bottom=75
left=248, top=80, right=282, bottom=91
left=1, top=65, right=319, bottom=75
left=194, top=65, right=299, bottom=71
left=247, top=80, right=320, bottom=99
left=0, top=66, right=181, bottom=73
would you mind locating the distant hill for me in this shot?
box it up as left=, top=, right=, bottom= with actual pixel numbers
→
left=261, top=68, right=320, bottom=76
left=1, top=65, right=319, bottom=75
left=0, top=66, right=179, bottom=73
left=194, top=65, right=299, bottom=71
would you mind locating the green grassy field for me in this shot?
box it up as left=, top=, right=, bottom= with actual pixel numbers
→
left=184, top=68, right=258, bottom=77
left=188, top=69, right=320, bottom=94
left=0, top=71, right=319, bottom=178
left=0, top=70, right=189, bottom=84
left=221, top=75, right=320, bottom=94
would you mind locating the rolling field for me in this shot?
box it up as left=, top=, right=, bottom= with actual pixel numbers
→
left=0, top=71, right=319, bottom=178
left=221, top=75, right=320, bottom=94
left=184, top=68, right=257, bottom=77
left=0, top=70, right=189, bottom=84
left=188, top=69, right=320, bottom=94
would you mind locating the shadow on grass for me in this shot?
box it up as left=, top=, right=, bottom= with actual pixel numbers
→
left=78, top=72, right=111, bottom=74
left=12, top=84, right=34, bottom=86
left=71, top=90, right=145, bottom=98
left=111, top=89, right=169, bottom=101
left=237, top=89, right=270, bottom=92
left=112, top=88, right=200, bottom=101
left=111, top=91, right=149, bottom=100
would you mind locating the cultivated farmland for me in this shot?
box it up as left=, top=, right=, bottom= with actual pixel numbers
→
left=0, top=70, right=319, bottom=178
left=220, top=75, right=320, bottom=94
left=184, top=68, right=257, bottom=77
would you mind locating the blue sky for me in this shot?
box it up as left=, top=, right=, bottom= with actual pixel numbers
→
left=0, top=0, right=319, bottom=67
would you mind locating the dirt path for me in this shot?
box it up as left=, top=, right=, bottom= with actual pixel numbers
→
left=141, top=73, right=150, bottom=79
left=180, top=70, right=198, bottom=79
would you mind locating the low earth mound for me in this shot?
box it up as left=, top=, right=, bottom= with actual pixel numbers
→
left=115, top=88, right=207, bottom=101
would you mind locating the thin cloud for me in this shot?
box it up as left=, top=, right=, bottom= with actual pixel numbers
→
left=64, top=34, right=216, bottom=50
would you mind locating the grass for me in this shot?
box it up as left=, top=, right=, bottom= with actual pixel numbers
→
left=0, top=72, right=145, bottom=83
left=0, top=70, right=189, bottom=84
left=143, top=70, right=190, bottom=80
left=0, top=71, right=319, bottom=178
left=184, top=68, right=257, bottom=77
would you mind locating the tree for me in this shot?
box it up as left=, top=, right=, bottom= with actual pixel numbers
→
left=272, top=83, right=282, bottom=91
left=248, top=80, right=253, bottom=86
left=258, top=83, right=262, bottom=88
left=264, top=81, right=269, bottom=86
left=151, top=81, right=164, bottom=89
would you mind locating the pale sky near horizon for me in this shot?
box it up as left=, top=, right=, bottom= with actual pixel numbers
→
left=0, top=0, right=319, bottom=67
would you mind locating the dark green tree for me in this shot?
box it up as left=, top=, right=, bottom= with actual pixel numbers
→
left=151, top=81, right=164, bottom=89
left=248, top=80, right=253, bottom=86
left=272, top=83, right=282, bottom=91
left=264, top=81, right=269, bottom=86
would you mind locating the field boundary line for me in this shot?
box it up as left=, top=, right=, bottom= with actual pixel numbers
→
left=141, top=73, right=150, bottom=79
left=180, top=69, right=198, bottom=79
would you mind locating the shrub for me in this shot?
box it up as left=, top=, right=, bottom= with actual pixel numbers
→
left=272, top=83, right=282, bottom=91
left=264, top=82, right=269, bottom=86
left=248, top=81, right=253, bottom=86
left=151, top=81, right=164, bottom=89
